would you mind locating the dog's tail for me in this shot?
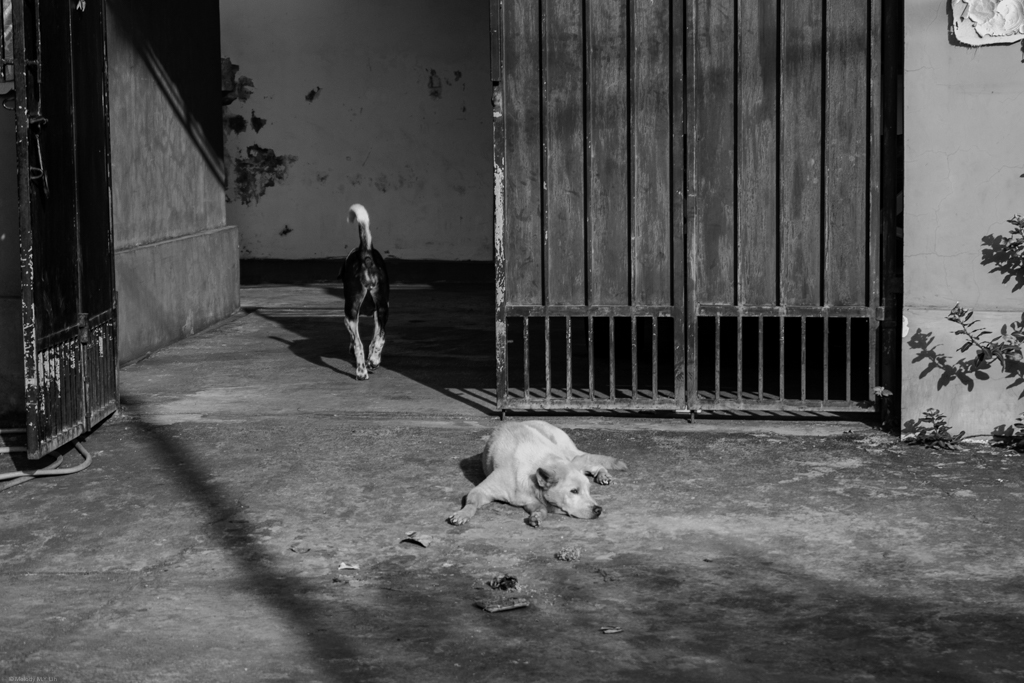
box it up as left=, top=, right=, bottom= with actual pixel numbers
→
left=348, top=204, right=372, bottom=252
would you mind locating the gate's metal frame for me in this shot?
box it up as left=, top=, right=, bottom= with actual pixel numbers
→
left=497, top=307, right=679, bottom=412
left=492, top=0, right=895, bottom=416
left=12, top=0, right=118, bottom=458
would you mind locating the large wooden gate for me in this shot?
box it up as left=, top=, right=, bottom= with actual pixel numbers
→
left=493, top=0, right=899, bottom=415
left=12, top=0, right=118, bottom=458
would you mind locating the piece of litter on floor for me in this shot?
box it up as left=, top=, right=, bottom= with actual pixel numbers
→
left=401, top=532, right=433, bottom=548
left=487, top=574, right=521, bottom=591
left=475, top=596, right=530, bottom=613
left=554, top=546, right=581, bottom=562
left=600, top=626, right=623, bottom=634
left=337, top=562, right=359, bottom=570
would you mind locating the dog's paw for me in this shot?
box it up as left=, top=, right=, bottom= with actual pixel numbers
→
left=594, top=470, right=612, bottom=485
left=526, top=513, right=543, bottom=528
left=447, top=512, right=469, bottom=526
left=356, top=366, right=370, bottom=380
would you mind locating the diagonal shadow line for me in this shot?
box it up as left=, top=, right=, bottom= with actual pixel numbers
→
left=122, top=402, right=367, bottom=681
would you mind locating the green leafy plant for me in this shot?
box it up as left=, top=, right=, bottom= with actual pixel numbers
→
left=947, top=302, right=1024, bottom=372
left=940, top=214, right=1024, bottom=399
left=904, top=408, right=965, bottom=450
left=909, top=214, right=1024, bottom=400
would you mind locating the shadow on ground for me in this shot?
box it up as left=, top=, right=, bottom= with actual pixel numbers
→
left=253, top=283, right=498, bottom=414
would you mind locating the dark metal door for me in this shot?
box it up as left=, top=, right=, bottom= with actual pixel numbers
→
left=493, top=0, right=896, bottom=415
left=13, top=0, right=117, bottom=458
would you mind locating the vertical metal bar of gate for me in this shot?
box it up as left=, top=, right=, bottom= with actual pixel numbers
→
left=683, top=0, right=699, bottom=411
left=671, top=0, right=686, bottom=411
left=868, top=0, right=883, bottom=400
left=492, top=0, right=508, bottom=414
left=74, top=0, right=118, bottom=428
left=13, top=0, right=41, bottom=456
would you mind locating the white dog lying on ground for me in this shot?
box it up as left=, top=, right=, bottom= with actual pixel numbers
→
left=447, top=420, right=628, bottom=528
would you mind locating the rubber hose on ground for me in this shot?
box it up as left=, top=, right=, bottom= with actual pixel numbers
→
left=0, top=441, right=93, bottom=491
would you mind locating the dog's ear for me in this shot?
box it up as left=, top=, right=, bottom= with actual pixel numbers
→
left=535, top=467, right=558, bottom=490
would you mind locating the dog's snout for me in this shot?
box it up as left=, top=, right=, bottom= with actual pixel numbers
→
left=592, top=505, right=603, bottom=517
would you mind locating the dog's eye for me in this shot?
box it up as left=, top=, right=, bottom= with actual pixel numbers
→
left=570, top=488, right=579, bottom=494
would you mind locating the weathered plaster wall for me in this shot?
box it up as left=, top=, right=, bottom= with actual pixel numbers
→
left=0, top=105, right=24, bottom=420
left=219, top=0, right=492, bottom=262
left=902, top=0, right=1024, bottom=435
left=106, top=2, right=239, bottom=363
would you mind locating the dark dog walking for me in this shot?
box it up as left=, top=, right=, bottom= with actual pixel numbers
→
left=339, top=204, right=389, bottom=380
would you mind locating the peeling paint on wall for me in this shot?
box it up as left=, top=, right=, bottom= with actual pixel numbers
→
left=222, top=58, right=255, bottom=104
left=221, top=57, right=240, bottom=104
left=232, top=144, right=298, bottom=206
left=427, top=69, right=442, bottom=98
left=221, top=59, right=297, bottom=208
left=220, top=1, right=492, bottom=261
left=235, top=76, right=255, bottom=102
left=346, top=171, right=420, bottom=194
left=225, top=114, right=247, bottom=134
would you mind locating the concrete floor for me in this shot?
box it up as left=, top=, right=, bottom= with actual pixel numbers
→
left=2, top=284, right=1023, bottom=683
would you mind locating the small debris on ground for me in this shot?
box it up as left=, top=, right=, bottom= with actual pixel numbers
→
left=337, top=562, right=359, bottom=571
left=475, top=596, right=530, bottom=613
left=554, top=546, right=581, bottom=562
left=288, top=543, right=311, bottom=553
left=601, top=626, right=623, bottom=634
left=487, top=574, right=521, bottom=591
left=401, top=531, right=433, bottom=548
